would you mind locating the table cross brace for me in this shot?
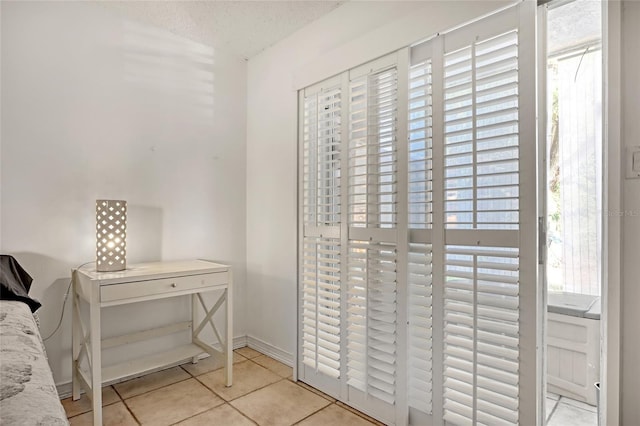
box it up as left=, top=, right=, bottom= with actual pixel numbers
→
left=193, top=290, right=226, bottom=348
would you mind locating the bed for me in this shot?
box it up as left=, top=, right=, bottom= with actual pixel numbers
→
left=0, top=255, right=69, bottom=425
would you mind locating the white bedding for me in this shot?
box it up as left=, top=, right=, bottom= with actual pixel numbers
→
left=0, top=300, right=69, bottom=425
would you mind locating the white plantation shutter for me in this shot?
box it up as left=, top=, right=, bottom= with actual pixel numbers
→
left=301, top=237, right=342, bottom=378
left=347, top=241, right=398, bottom=404
left=345, top=56, right=400, bottom=424
left=409, top=60, right=434, bottom=229
left=303, top=84, right=342, bottom=228
left=443, top=30, right=520, bottom=231
left=407, top=56, right=435, bottom=421
left=349, top=66, right=399, bottom=230
left=434, top=5, right=536, bottom=425
left=298, top=78, right=344, bottom=394
left=408, top=243, right=433, bottom=414
left=442, top=25, right=521, bottom=426
left=443, top=245, right=520, bottom=425
left=298, top=3, right=537, bottom=424
left=406, top=4, right=536, bottom=425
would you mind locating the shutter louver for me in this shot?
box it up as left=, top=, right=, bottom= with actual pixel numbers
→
left=347, top=241, right=398, bottom=404
left=348, top=75, right=369, bottom=228
left=407, top=59, right=435, bottom=418
left=443, top=245, right=520, bottom=425
left=302, top=237, right=342, bottom=378
left=408, top=243, right=433, bottom=414
left=303, top=92, right=319, bottom=226
left=443, top=45, right=475, bottom=230
left=300, top=82, right=343, bottom=384
left=304, top=86, right=342, bottom=228
left=349, top=68, right=398, bottom=230
left=444, top=31, right=519, bottom=230
left=443, top=244, right=476, bottom=425
left=475, top=31, right=519, bottom=231
left=409, top=61, right=434, bottom=229
left=317, top=87, right=342, bottom=227
left=346, top=62, right=399, bottom=417
left=476, top=246, right=519, bottom=426
left=441, top=27, right=522, bottom=426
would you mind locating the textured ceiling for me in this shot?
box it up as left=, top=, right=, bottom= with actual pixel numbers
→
left=99, top=1, right=344, bottom=59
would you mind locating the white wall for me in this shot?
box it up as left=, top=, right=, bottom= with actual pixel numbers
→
left=247, top=2, right=638, bottom=422
left=0, top=1, right=247, bottom=387
left=246, top=0, right=510, bottom=362
left=621, top=1, right=640, bottom=423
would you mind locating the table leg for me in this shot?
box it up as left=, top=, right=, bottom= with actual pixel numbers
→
left=72, top=275, right=81, bottom=401
left=191, top=293, right=199, bottom=364
left=225, top=272, right=233, bottom=387
left=90, top=288, right=102, bottom=426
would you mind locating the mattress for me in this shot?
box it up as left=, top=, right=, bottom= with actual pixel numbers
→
left=0, top=300, right=69, bottom=425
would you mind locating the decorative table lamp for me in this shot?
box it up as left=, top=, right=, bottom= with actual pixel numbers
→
left=96, top=200, right=127, bottom=272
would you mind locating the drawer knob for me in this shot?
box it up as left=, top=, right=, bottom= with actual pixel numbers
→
left=171, top=283, right=177, bottom=288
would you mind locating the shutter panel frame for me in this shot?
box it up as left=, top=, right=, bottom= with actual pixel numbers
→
left=298, top=3, right=538, bottom=424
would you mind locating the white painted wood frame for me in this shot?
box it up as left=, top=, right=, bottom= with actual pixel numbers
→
left=602, top=0, right=622, bottom=424
left=71, top=260, right=232, bottom=426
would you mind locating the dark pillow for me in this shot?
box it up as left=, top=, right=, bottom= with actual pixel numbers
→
left=0, top=255, right=42, bottom=312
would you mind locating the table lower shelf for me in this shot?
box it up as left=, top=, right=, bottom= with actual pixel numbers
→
left=84, top=343, right=206, bottom=384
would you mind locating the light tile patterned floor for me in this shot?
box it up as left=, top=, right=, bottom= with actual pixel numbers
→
left=62, top=350, right=597, bottom=426
left=62, top=349, right=382, bottom=426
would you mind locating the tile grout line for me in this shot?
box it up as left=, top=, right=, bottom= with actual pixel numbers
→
left=289, top=400, right=381, bottom=426
left=110, top=384, right=142, bottom=425
left=166, top=401, right=227, bottom=426
left=65, top=386, right=126, bottom=421
left=205, top=356, right=335, bottom=424
left=122, top=372, right=228, bottom=425
left=293, top=379, right=382, bottom=425
left=334, top=401, right=385, bottom=425
left=227, top=402, right=260, bottom=425
left=208, top=374, right=332, bottom=424
left=293, top=381, right=336, bottom=403
left=117, top=369, right=193, bottom=400
left=119, top=397, right=143, bottom=425
left=290, top=400, right=335, bottom=425
left=289, top=380, right=380, bottom=425
left=166, top=355, right=256, bottom=426
left=66, top=368, right=207, bottom=423
left=192, top=362, right=283, bottom=404
left=113, top=349, right=250, bottom=402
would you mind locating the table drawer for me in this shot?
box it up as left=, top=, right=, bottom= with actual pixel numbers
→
left=100, top=272, right=228, bottom=303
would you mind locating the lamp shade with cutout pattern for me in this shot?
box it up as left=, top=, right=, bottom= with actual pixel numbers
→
left=96, top=200, right=127, bottom=272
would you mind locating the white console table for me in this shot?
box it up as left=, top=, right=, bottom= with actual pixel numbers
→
left=71, top=260, right=232, bottom=426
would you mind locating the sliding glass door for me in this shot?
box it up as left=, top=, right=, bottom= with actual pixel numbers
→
left=298, top=3, right=538, bottom=425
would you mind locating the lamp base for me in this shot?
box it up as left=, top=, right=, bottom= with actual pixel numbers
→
left=96, top=261, right=127, bottom=273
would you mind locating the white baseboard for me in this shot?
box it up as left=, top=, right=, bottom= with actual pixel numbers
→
left=246, top=335, right=293, bottom=367
left=56, top=335, right=248, bottom=399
